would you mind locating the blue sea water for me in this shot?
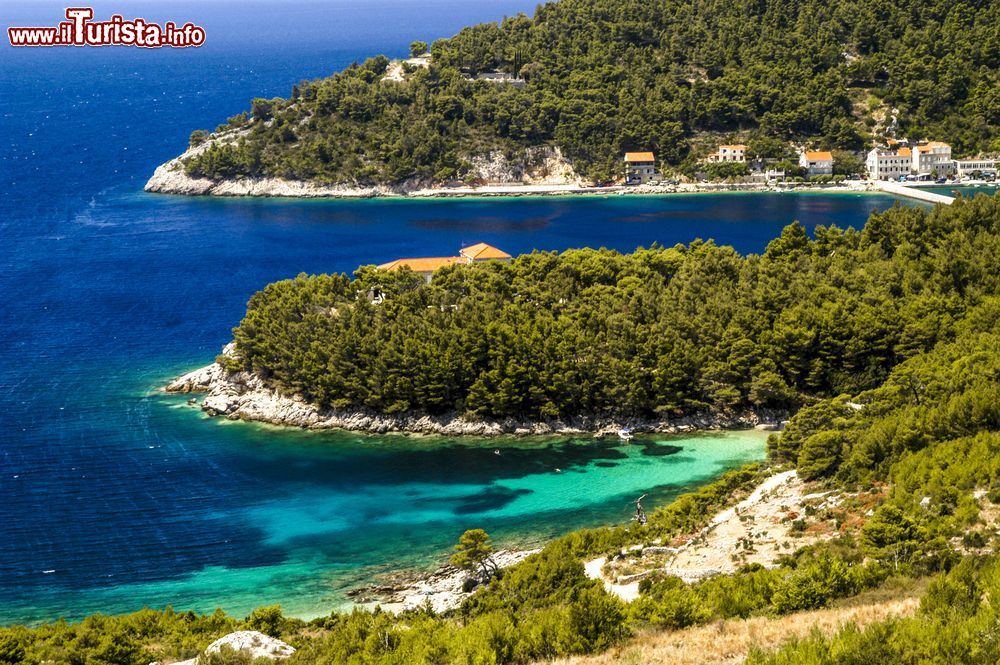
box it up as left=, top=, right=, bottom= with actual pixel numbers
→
left=0, top=1, right=949, bottom=625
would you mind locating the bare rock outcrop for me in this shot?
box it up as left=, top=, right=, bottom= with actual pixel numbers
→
left=170, top=630, right=294, bottom=665
left=145, top=129, right=581, bottom=198
left=349, top=549, right=540, bottom=614
left=462, top=146, right=582, bottom=186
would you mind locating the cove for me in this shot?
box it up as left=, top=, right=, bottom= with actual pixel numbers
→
left=1, top=385, right=767, bottom=625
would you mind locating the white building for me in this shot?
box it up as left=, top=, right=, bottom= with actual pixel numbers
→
left=911, top=141, right=953, bottom=175
left=624, top=152, right=658, bottom=185
left=799, top=150, right=833, bottom=176
left=712, top=144, right=747, bottom=163
left=954, top=158, right=996, bottom=177
left=866, top=147, right=912, bottom=180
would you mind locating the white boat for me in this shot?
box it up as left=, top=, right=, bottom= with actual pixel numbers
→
left=617, top=427, right=634, bottom=440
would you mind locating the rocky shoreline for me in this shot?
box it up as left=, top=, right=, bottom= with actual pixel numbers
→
left=144, top=133, right=880, bottom=200
left=164, top=347, right=786, bottom=436
left=347, top=548, right=541, bottom=614
left=144, top=140, right=589, bottom=198
left=145, top=165, right=881, bottom=200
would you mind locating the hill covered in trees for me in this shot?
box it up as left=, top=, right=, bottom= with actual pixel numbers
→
left=222, top=194, right=1000, bottom=425
left=177, top=0, right=1000, bottom=185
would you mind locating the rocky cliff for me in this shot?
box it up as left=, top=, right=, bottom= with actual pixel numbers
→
left=144, top=132, right=582, bottom=198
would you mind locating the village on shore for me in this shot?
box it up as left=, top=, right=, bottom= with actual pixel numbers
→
left=625, top=137, right=996, bottom=187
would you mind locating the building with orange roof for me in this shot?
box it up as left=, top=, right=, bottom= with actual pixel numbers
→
left=867, top=145, right=912, bottom=180
left=798, top=150, right=834, bottom=175
left=459, top=242, right=512, bottom=261
left=911, top=141, right=953, bottom=175
left=624, top=151, right=658, bottom=185
left=377, top=243, right=512, bottom=282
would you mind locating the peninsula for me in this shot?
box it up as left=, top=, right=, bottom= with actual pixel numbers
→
left=167, top=196, right=995, bottom=441
left=146, top=0, right=998, bottom=198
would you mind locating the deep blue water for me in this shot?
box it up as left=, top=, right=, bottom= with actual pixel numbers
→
left=0, top=1, right=940, bottom=625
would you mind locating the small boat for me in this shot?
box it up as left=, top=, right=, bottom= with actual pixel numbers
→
left=617, top=427, right=634, bottom=441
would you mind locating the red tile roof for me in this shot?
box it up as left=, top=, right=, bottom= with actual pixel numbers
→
left=377, top=243, right=512, bottom=275
left=377, top=257, right=463, bottom=272
left=460, top=243, right=512, bottom=260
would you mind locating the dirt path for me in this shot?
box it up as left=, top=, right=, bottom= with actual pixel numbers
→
left=588, top=470, right=862, bottom=597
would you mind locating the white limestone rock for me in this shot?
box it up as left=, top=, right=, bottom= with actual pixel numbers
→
left=165, top=344, right=780, bottom=436
left=172, top=630, right=295, bottom=664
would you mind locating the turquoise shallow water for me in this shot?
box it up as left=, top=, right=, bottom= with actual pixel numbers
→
left=9, top=366, right=768, bottom=622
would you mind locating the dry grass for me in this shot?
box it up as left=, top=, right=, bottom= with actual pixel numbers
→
left=543, top=594, right=920, bottom=665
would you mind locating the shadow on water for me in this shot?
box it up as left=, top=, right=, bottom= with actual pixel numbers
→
left=412, top=214, right=556, bottom=232
left=638, top=441, right=684, bottom=457
left=451, top=486, right=535, bottom=514
left=219, top=431, right=632, bottom=489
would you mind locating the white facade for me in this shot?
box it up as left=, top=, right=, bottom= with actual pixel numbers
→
left=866, top=148, right=912, bottom=180
left=714, top=144, right=747, bottom=162
left=912, top=142, right=953, bottom=174
left=799, top=151, right=833, bottom=176
left=954, top=158, right=996, bottom=176
left=624, top=152, right=658, bottom=185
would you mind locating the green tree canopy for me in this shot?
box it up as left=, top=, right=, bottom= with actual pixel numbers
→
left=451, top=529, right=498, bottom=578
left=409, top=40, right=428, bottom=57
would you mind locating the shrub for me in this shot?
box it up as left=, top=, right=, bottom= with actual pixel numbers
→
left=189, top=129, right=209, bottom=147
left=568, top=586, right=629, bottom=652
left=771, top=554, right=856, bottom=613
left=244, top=605, right=284, bottom=638
left=632, top=576, right=710, bottom=629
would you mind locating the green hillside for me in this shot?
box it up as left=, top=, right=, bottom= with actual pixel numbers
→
left=182, top=0, right=1000, bottom=184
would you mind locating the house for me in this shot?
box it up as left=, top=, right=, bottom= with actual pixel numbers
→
left=471, top=72, right=526, bottom=89
left=459, top=242, right=513, bottom=262
left=624, top=152, right=658, bottom=185
left=712, top=144, right=747, bottom=163
left=911, top=141, right=953, bottom=175
left=377, top=243, right=512, bottom=283
left=799, top=150, right=834, bottom=176
left=954, top=158, right=997, bottom=177
left=866, top=147, right=912, bottom=180
left=375, top=256, right=463, bottom=283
